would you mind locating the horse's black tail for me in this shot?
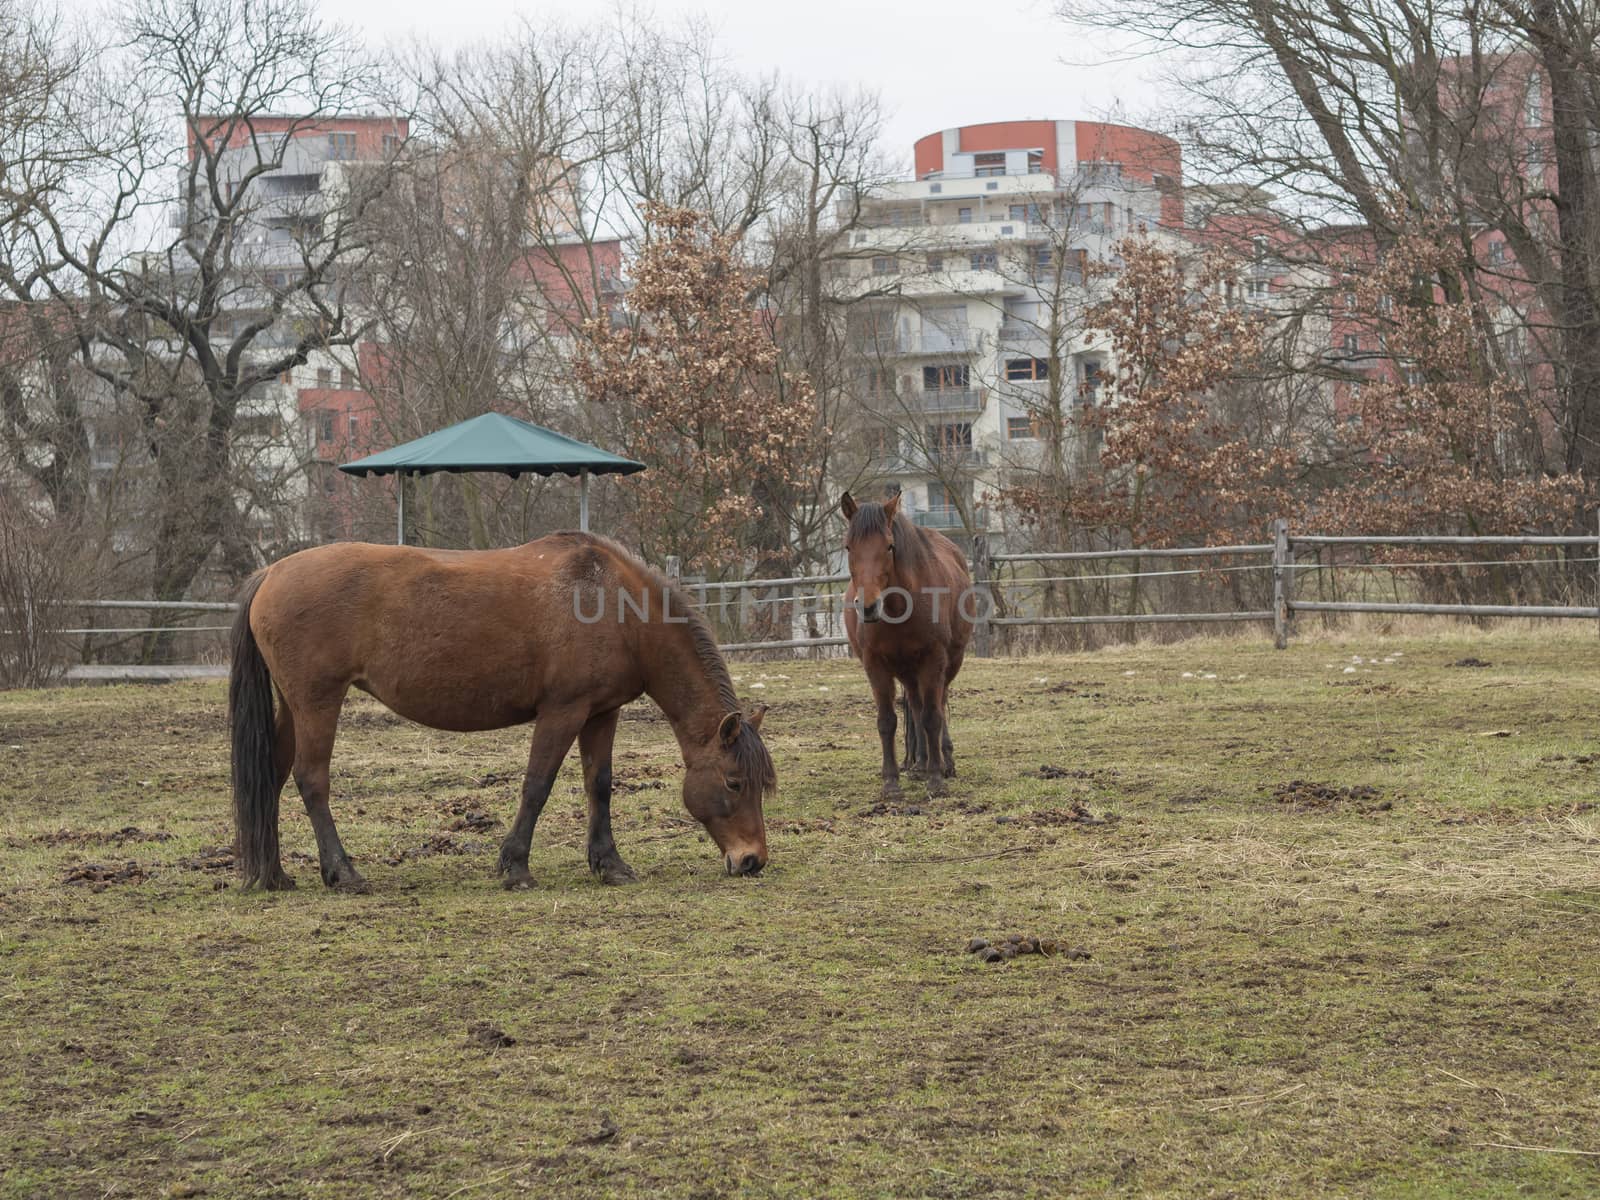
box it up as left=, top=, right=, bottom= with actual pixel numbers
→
left=229, top=571, right=283, bottom=890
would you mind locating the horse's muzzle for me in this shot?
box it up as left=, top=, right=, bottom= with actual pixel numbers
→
left=861, top=600, right=882, bottom=623
left=725, top=851, right=765, bottom=877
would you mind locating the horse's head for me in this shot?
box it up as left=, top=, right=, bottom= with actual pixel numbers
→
left=840, top=491, right=900, bottom=623
left=683, top=705, right=773, bottom=876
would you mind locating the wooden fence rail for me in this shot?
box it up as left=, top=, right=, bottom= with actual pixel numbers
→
left=10, top=522, right=1600, bottom=675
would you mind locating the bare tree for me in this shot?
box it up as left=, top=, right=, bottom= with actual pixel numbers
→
left=1055, top=0, right=1600, bottom=515
left=1, top=0, right=398, bottom=657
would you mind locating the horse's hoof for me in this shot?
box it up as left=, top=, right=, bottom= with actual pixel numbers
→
left=943, top=762, right=957, bottom=779
left=881, top=781, right=903, bottom=802
left=501, top=871, right=535, bottom=891
left=596, top=860, right=638, bottom=886
left=323, top=859, right=369, bottom=893
left=258, top=868, right=296, bottom=891
left=925, top=775, right=948, bottom=798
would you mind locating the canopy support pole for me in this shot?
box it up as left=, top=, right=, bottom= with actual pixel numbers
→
left=579, top=468, right=590, bottom=532
left=397, top=472, right=406, bottom=545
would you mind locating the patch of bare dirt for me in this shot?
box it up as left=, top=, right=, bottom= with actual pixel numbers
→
left=31, top=826, right=174, bottom=847
left=1271, top=780, right=1390, bottom=813
left=1038, top=765, right=1118, bottom=781
left=438, top=797, right=499, bottom=832
left=61, top=861, right=149, bottom=889
left=181, top=846, right=234, bottom=872
left=1450, top=657, right=1492, bottom=668
left=996, top=801, right=1119, bottom=828
left=465, top=1022, right=516, bottom=1050
left=384, top=833, right=492, bottom=865
left=963, top=934, right=1092, bottom=963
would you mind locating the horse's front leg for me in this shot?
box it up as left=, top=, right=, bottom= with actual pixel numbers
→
left=580, top=709, right=635, bottom=885
left=869, top=663, right=902, bottom=801
left=499, top=712, right=583, bottom=890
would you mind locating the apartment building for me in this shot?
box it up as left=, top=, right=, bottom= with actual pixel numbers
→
left=845, top=119, right=1184, bottom=544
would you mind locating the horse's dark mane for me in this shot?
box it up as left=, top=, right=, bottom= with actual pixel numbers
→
left=846, top=502, right=931, bottom=572
left=555, top=531, right=776, bottom=792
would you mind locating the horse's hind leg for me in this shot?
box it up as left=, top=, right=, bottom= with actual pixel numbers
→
left=580, top=709, right=635, bottom=885
left=939, top=687, right=956, bottom=779
left=942, top=651, right=963, bottom=778
left=291, top=698, right=367, bottom=893
left=899, top=688, right=925, bottom=771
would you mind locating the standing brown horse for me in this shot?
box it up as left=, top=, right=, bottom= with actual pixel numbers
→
left=229, top=532, right=774, bottom=892
left=840, top=492, right=973, bottom=799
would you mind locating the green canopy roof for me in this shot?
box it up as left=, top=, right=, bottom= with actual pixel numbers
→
left=339, top=412, right=645, bottom=480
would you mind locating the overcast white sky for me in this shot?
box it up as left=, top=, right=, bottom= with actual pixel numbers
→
left=166, top=0, right=1170, bottom=174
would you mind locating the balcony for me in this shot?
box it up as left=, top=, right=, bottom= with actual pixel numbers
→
left=919, top=388, right=984, bottom=413
left=914, top=328, right=978, bottom=354
left=928, top=445, right=988, bottom=468
left=913, top=505, right=989, bottom=531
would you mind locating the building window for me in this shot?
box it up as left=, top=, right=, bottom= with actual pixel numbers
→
left=929, top=183, right=942, bottom=194
left=317, top=367, right=333, bottom=388
left=871, top=256, right=899, bottom=275
left=1247, top=277, right=1270, bottom=300
left=1080, top=360, right=1104, bottom=401
left=923, top=364, right=970, bottom=391
left=974, top=152, right=1005, bottom=177
left=340, top=365, right=355, bottom=388
left=348, top=413, right=360, bottom=437
left=957, top=207, right=972, bottom=224
left=1252, top=236, right=1267, bottom=261
left=969, top=249, right=997, bottom=272
left=279, top=370, right=293, bottom=386
left=318, top=409, right=335, bottom=442
left=1027, top=151, right=1044, bottom=174
left=927, top=422, right=974, bottom=453
left=985, top=181, right=999, bottom=190
left=1005, top=357, right=1049, bottom=381
left=1487, top=239, right=1507, bottom=265
left=328, top=132, right=357, bottom=160
left=382, top=132, right=400, bottom=158
left=1009, top=204, right=1027, bottom=221
left=1007, top=415, right=1038, bottom=440
left=1034, top=245, right=1053, bottom=271
left=1343, top=333, right=1360, bottom=354
left=926, top=254, right=943, bottom=271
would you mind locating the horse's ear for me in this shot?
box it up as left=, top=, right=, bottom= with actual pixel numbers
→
left=883, top=491, right=901, bottom=522
left=746, top=703, right=769, bottom=733
left=718, top=712, right=741, bottom=748
left=839, top=492, right=857, bottom=520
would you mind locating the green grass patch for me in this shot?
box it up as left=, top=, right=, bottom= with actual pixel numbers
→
left=3, top=630, right=1600, bottom=1197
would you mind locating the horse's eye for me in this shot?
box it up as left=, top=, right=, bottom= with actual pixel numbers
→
left=725, top=777, right=742, bottom=792
left=886, top=542, right=895, bottom=554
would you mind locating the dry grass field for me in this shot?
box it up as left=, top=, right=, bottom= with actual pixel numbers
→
left=3, top=627, right=1599, bottom=1198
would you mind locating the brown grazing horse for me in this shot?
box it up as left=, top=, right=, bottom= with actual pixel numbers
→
left=229, top=532, right=774, bottom=892
left=840, top=491, right=973, bottom=799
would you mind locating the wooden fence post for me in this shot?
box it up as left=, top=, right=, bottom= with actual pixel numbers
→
left=972, top=533, right=993, bottom=658
left=1272, top=517, right=1290, bottom=650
